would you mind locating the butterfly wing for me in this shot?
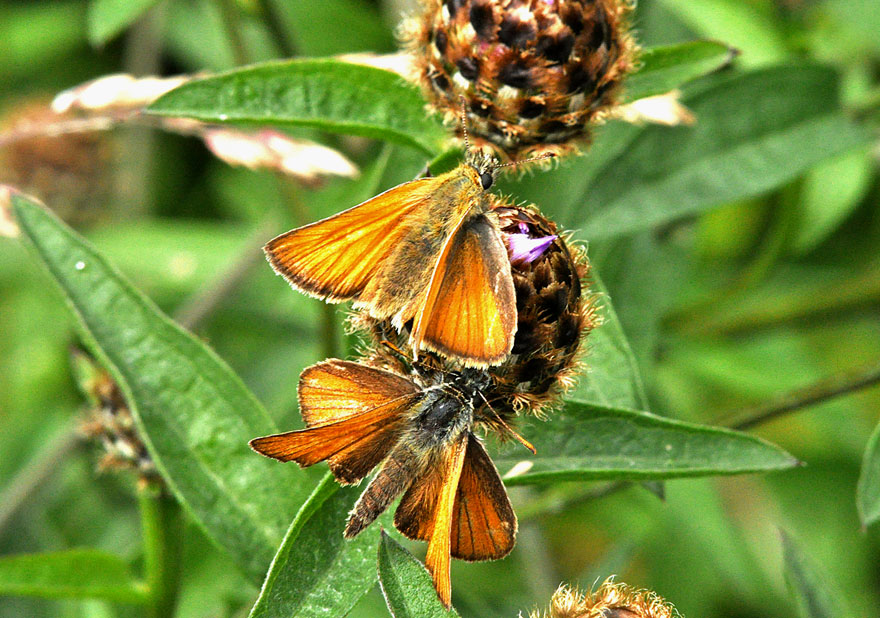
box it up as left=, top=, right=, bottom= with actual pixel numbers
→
left=450, top=434, right=516, bottom=561
left=297, top=360, right=419, bottom=426
left=344, top=444, right=421, bottom=539
left=423, top=434, right=469, bottom=609
left=412, top=214, right=517, bottom=367
left=251, top=360, right=420, bottom=485
left=264, top=179, right=434, bottom=303
left=393, top=432, right=513, bottom=608
left=395, top=433, right=516, bottom=555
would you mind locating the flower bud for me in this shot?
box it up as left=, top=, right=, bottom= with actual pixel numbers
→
left=532, top=580, right=680, bottom=618
left=404, top=0, right=637, bottom=160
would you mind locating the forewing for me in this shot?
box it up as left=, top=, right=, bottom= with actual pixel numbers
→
left=298, top=360, right=418, bottom=427
left=249, top=395, right=414, bottom=484
left=264, top=179, right=432, bottom=302
left=413, top=215, right=516, bottom=367
left=451, top=434, right=516, bottom=561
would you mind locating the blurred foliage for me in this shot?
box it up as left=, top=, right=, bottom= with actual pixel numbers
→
left=1, top=0, right=879, bottom=617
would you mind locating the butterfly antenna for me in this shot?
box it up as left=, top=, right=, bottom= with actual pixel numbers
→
left=458, top=95, right=471, bottom=153
left=493, top=152, right=556, bottom=173
left=477, top=391, right=536, bottom=454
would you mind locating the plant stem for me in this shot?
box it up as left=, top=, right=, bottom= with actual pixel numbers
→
left=665, top=190, right=799, bottom=335
left=174, top=216, right=279, bottom=331
left=217, top=0, right=250, bottom=66
left=718, top=360, right=880, bottom=431
left=0, top=422, right=82, bottom=535
left=138, top=481, right=182, bottom=618
left=516, top=481, right=630, bottom=523
left=118, top=1, right=166, bottom=221
left=255, top=0, right=297, bottom=57
left=319, top=304, right=342, bottom=360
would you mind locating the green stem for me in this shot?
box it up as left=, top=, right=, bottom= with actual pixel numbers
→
left=0, top=422, right=81, bottom=534
left=276, top=175, right=344, bottom=359
left=174, top=216, right=279, bottom=331
left=117, top=1, right=166, bottom=221
left=255, top=0, right=297, bottom=57
left=664, top=188, right=800, bottom=335
left=516, top=481, right=630, bottom=523
left=138, top=482, right=182, bottom=618
left=718, top=359, right=880, bottom=431
left=320, top=303, right=342, bottom=360
left=217, top=0, right=250, bottom=66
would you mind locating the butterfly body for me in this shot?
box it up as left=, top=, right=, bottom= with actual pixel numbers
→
left=250, top=359, right=514, bottom=608
left=265, top=159, right=517, bottom=367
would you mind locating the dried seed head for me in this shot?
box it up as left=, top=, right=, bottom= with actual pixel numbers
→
left=0, top=101, right=113, bottom=227
left=531, top=580, right=681, bottom=618
left=71, top=348, right=160, bottom=484
left=403, top=0, right=637, bottom=160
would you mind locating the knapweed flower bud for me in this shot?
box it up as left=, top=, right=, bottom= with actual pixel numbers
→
left=532, top=580, right=680, bottom=618
left=358, top=199, right=595, bottom=424
left=486, top=201, right=595, bottom=418
left=404, top=0, right=636, bottom=160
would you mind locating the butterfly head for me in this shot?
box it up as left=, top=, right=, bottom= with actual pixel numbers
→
left=464, top=149, right=500, bottom=191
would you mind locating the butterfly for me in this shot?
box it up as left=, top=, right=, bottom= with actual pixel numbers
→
left=249, top=359, right=517, bottom=608
left=263, top=152, right=518, bottom=368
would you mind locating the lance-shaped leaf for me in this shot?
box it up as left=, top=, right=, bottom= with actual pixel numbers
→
left=11, top=193, right=309, bottom=584
left=0, top=550, right=148, bottom=603
left=781, top=530, right=855, bottom=618
left=624, top=40, right=738, bottom=102
left=87, top=0, right=159, bottom=45
left=249, top=475, right=385, bottom=618
left=565, top=65, right=871, bottom=239
left=148, top=59, right=447, bottom=155
left=495, top=400, right=799, bottom=485
left=569, top=270, right=648, bottom=410
left=857, top=419, right=880, bottom=527
left=378, top=531, right=460, bottom=618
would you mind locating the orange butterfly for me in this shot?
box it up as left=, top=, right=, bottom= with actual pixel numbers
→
left=250, top=359, right=517, bottom=608
left=264, top=153, right=517, bottom=367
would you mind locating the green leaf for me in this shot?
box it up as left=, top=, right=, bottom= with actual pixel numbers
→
left=377, top=532, right=459, bottom=618
left=0, top=2, right=86, bottom=79
left=495, top=399, right=799, bottom=485
left=656, top=0, right=787, bottom=66
left=249, top=474, right=384, bottom=618
left=148, top=59, right=447, bottom=155
left=625, top=40, right=738, bottom=102
left=857, top=419, right=880, bottom=527
left=0, top=550, right=148, bottom=603
left=87, top=0, right=158, bottom=45
left=267, top=0, right=394, bottom=56
left=569, top=269, right=648, bottom=410
left=11, top=194, right=308, bottom=584
left=781, top=530, right=854, bottom=618
left=791, top=148, right=873, bottom=254
left=575, top=65, right=871, bottom=239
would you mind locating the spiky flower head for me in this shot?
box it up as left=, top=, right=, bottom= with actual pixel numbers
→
left=355, top=199, right=596, bottom=428
left=531, top=580, right=681, bottom=618
left=404, top=0, right=636, bottom=160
